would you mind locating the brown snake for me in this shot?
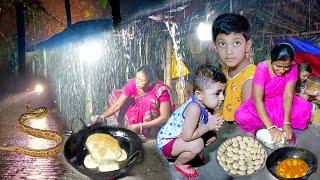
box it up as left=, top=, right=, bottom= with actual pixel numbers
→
left=0, top=103, right=63, bottom=157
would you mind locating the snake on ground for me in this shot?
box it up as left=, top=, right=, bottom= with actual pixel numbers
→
left=0, top=102, right=63, bottom=157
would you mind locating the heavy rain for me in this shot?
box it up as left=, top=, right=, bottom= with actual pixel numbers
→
left=0, top=0, right=320, bottom=179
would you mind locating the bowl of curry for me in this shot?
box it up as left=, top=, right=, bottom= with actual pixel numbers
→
left=266, top=147, right=318, bottom=179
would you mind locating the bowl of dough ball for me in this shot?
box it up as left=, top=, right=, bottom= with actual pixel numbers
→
left=216, top=136, right=267, bottom=176
left=64, top=124, right=144, bottom=179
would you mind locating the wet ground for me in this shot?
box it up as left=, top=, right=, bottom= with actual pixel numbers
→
left=0, top=74, right=320, bottom=180
left=0, top=74, right=171, bottom=180
left=169, top=123, right=320, bottom=180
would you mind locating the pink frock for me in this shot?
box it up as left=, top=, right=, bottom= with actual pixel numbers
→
left=235, top=62, right=312, bottom=133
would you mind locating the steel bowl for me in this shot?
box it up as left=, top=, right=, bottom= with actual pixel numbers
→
left=266, top=147, right=318, bottom=180
left=216, top=135, right=267, bottom=177
left=64, top=124, right=144, bottom=179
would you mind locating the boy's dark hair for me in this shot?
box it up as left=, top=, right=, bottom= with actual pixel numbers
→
left=271, top=43, right=295, bottom=62
left=193, top=65, right=226, bottom=92
left=212, top=13, right=251, bottom=42
left=298, top=62, right=312, bottom=73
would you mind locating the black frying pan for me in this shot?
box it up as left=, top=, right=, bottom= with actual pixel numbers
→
left=266, top=147, right=318, bottom=180
left=64, top=124, right=144, bottom=179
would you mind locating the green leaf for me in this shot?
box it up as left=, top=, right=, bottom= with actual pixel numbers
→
left=99, top=0, right=109, bottom=8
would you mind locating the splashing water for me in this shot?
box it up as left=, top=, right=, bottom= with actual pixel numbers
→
left=165, top=21, right=187, bottom=106
left=29, top=17, right=169, bottom=129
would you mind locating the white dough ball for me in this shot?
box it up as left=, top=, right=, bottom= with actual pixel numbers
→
left=239, top=165, right=247, bottom=171
left=247, top=168, right=255, bottom=175
left=238, top=159, right=245, bottom=166
left=230, top=169, right=238, bottom=175
left=254, top=164, right=261, bottom=170
left=232, top=162, right=239, bottom=170
left=236, top=136, right=243, bottom=141
left=232, top=148, right=239, bottom=153
left=226, top=157, right=234, bottom=164
left=232, top=155, right=239, bottom=161
left=237, top=170, right=246, bottom=175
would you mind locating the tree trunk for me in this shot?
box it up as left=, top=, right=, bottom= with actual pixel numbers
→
left=109, top=0, right=121, bottom=28
left=16, top=2, right=26, bottom=74
left=65, top=0, right=72, bottom=27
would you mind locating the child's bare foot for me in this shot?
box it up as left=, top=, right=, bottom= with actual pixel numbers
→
left=174, top=163, right=199, bottom=178
left=205, top=136, right=217, bottom=146
left=198, top=152, right=206, bottom=164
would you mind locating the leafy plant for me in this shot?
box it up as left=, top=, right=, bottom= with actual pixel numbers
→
left=99, top=0, right=109, bottom=8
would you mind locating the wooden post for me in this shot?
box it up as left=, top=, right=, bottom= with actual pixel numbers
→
left=16, top=3, right=26, bottom=74
left=65, top=0, right=72, bottom=27
left=109, top=0, right=121, bottom=28
left=165, top=39, right=172, bottom=88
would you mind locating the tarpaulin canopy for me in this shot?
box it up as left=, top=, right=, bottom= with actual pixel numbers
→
left=283, top=38, right=320, bottom=77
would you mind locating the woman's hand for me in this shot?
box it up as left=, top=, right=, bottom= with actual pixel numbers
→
left=91, top=115, right=103, bottom=124
left=268, top=128, right=284, bottom=143
left=128, top=124, right=140, bottom=134
left=283, top=124, right=293, bottom=140
left=207, top=113, right=224, bottom=131
left=313, top=89, right=320, bottom=96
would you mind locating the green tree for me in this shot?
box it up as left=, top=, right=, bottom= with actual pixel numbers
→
left=99, top=0, right=110, bottom=8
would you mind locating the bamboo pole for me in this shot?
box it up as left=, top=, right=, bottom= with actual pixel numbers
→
left=164, top=39, right=172, bottom=88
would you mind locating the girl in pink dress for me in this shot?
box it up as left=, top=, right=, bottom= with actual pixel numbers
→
left=92, top=65, right=172, bottom=139
left=235, top=43, right=312, bottom=142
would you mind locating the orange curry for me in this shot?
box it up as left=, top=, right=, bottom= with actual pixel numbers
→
left=276, top=158, right=308, bottom=178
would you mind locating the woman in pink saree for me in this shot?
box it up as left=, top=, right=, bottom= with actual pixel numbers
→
left=235, top=43, right=312, bottom=142
left=92, top=65, right=172, bottom=139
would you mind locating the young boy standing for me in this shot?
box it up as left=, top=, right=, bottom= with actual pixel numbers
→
left=212, top=13, right=256, bottom=122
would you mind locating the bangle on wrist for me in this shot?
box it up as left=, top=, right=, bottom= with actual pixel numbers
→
left=283, top=122, right=291, bottom=126
left=139, top=123, right=143, bottom=134
left=267, top=125, right=276, bottom=130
